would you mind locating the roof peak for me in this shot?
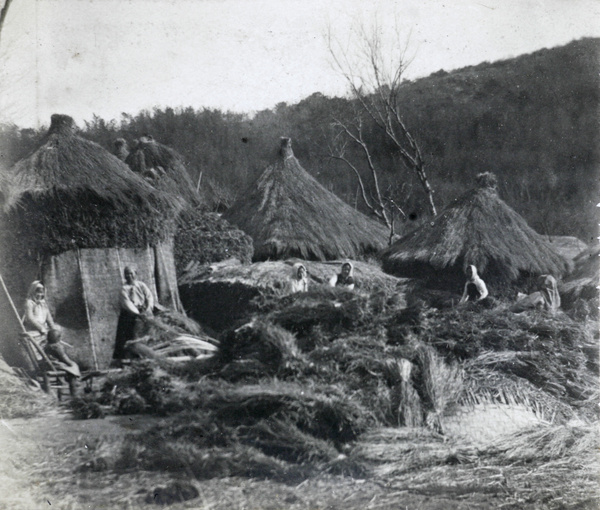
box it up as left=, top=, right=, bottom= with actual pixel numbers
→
left=48, top=114, right=76, bottom=136
left=279, top=137, right=293, bottom=159
left=476, top=172, right=498, bottom=190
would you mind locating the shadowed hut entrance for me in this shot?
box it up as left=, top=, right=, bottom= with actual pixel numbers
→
left=0, top=114, right=182, bottom=371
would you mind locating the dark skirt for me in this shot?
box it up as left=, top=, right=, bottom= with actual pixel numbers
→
left=113, top=310, right=140, bottom=359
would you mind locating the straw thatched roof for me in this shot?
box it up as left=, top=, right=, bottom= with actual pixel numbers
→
left=223, top=138, right=388, bottom=261
left=0, top=114, right=178, bottom=258
left=560, top=245, right=599, bottom=303
left=124, top=136, right=203, bottom=209
left=381, top=173, right=571, bottom=288
left=545, top=236, right=589, bottom=260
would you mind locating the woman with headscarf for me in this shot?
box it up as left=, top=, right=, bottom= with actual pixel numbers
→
left=289, top=262, right=309, bottom=293
left=24, top=281, right=55, bottom=336
left=23, top=281, right=80, bottom=379
left=459, top=265, right=489, bottom=304
left=329, top=261, right=355, bottom=290
left=511, top=274, right=561, bottom=315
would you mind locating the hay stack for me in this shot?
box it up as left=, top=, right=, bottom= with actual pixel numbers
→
left=179, top=258, right=406, bottom=331
left=560, top=244, right=599, bottom=309
left=223, top=138, right=388, bottom=261
left=545, top=236, right=589, bottom=260
left=381, top=172, right=571, bottom=291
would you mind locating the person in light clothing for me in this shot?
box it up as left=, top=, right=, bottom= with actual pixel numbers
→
left=289, top=262, right=309, bottom=293
left=113, top=266, right=154, bottom=359
left=459, top=265, right=489, bottom=304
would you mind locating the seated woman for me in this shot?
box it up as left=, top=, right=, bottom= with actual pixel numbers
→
left=23, top=281, right=80, bottom=379
left=289, top=262, right=309, bottom=293
left=459, top=265, right=489, bottom=304
left=329, top=261, right=355, bottom=290
left=113, top=266, right=154, bottom=360
left=510, top=274, right=561, bottom=315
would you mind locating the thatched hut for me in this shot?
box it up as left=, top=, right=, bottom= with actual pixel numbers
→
left=0, top=114, right=183, bottom=370
left=125, top=136, right=202, bottom=209
left=123, top=136, right=253, bottom=275
left=113, top=138, right=129, bottom=162
left=223, top=138, right=388, bottom=261
left=381, top=173, right=571, bottom=293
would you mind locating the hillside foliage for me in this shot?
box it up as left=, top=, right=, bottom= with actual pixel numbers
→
left=1, top=38, right=598, bottom=241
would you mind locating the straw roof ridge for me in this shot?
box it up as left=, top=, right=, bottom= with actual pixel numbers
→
left=224, top=138, right=388, bottom=261
left=125, top=137, right=202, bottom=208
left=0, top=115, right=178, bottom=254
left=382, top=174, right=571, bottom=281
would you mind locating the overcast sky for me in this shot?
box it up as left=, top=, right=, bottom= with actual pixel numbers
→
left=1, top=0, right=599, bottom=129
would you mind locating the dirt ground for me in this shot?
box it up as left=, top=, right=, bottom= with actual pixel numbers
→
left=1, top=407, right=598, bottom=510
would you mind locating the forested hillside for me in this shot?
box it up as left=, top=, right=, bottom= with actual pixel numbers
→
left=1, top=38, right=598, bottom=241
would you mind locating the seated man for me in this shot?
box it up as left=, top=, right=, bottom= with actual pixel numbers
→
left=113, top=266, right=154, bottom=360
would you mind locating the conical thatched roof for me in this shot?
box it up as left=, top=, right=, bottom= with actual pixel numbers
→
left=125, top=136, right=203, bottom=208
left=223, top=138, right=388, bottom=261
left=0, top=114, right=178, bottom=259
left=381, top=173, right=571, bottom=288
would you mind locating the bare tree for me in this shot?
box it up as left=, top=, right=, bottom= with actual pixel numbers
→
left=327, top=20, right=437, bottom=218
left=326, top=112, right=408, bottom=243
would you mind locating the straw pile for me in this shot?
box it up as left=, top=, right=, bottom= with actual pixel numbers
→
left=174, top=210, right=253, bottom=276
left=560, top=244, right=599, bottom=318
left=0, top=359, right=54, bottom=418
left=179, top=258, right=407, bottom=331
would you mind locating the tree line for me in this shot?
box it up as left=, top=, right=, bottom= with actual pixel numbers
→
left=1, top=38, right=598, bottom=242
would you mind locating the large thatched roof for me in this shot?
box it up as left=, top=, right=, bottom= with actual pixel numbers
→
left=381, top=173, right=571, bottom=287
left=223, top=138, right=388, bottom=261
left=124, top=136, right=203, bottom=209
left=0, top=114, right=178, bottom=258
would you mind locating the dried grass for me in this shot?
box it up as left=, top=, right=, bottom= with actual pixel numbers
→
left=382, top=173, right=571, bottom=287
left=223, top=138, right=388, bottom=261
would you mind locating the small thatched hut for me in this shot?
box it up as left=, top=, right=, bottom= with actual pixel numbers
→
left=125, top=136, right=202, bottom=209
left=113, top=138, right=129, bottom=162
left=223, top=138, right=388, bottom=261
left=381, top=173, right=571, bottom=293
left=123, top=136, right=253, bottom=274
left=0, top=114, right=183, bottom=370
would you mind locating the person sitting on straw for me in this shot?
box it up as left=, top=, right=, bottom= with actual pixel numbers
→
left=510, top=274, right=561, bottom=315
left=289, top=262, right=309, bottom=293
left=459, top=265, right=489, bottom=304
left=113, top=266, right=154, bottom=360
left=329, top=261, right=355, bottom=290
left=23, top=281, right=80, bottom=378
